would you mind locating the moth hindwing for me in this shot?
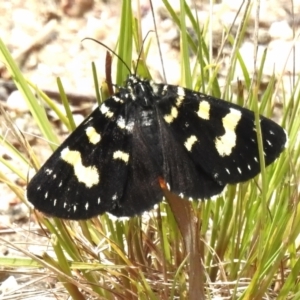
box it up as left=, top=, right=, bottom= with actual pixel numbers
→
left=26, top=75, right=287, bottom=219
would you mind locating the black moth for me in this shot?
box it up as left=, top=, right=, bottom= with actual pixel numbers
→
left=26, top=75, right=287, bottom=219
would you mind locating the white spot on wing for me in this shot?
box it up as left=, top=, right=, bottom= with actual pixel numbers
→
left=45, top=169, right=53, bottom=175
left=85, top=127, right=101, bottom=144
left=112, top=96, right=123, bottom=103
left=85, top=202, right=89, bottom=210
left=266, top=140, right=272, bottom=146
left=197, top=100, right=210, bottom=120
left=117, top=117, right=134, bottom=132
left=226, top=168, right=230, bottom=174
left=113, top=150, right=129, bottom=164
left=125, top=121, right=134, bottom=132
left=117, top=116, right=126, bottom=129
left=61, top=147, right=99, bottom=188
left=100, top=103, right=114, bottom=118
left=215, top=108, right=242, bottom=156
left=83, top=116, right=93, bottom=125
left=184, top=135, right=198, bottom=151
left=106, top=212, right=130, bottom=222
left=177, top=87, right=185, bottom=96
left=237, top=167, right=242, bottom=174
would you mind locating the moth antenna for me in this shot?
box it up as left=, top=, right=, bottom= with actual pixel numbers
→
left=82, top=38, right=132, bottom=75
left=149, top=0, right=167, bottom=82
left=134, top=30, right=154, bottom=76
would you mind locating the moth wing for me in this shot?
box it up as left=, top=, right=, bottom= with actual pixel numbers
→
left=157, top=110, right=225, bottom=199
left=27, top=96, right=131, bottom=219
left=155, top=83, right=287, bottom=185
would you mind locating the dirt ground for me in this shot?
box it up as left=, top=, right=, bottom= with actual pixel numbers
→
left=0, top=0, right=298, bottom=298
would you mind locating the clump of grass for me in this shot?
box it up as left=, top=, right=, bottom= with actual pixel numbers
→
left=0, top=0, right=299, bottom=299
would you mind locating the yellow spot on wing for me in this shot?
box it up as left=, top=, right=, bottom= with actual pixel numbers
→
left=197, top=100, right=210, bottom=120
left=61, top=148, right=99, bottom=187
left=176, top=95, right=184, bottom=107
left=85, top=127, right=101, bottom=144
left=164, top=106, right=178, bottom=123
left=215, top=108, right=242, bottom=156
left=113, top=150, right=129, bottom=164
left=184, top=135, right=198, bottom=151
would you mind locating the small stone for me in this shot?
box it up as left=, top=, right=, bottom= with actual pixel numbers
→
left=6, top=91, right=29, bottom=113
left=0, top=276, right=18, bottom=295
left=269, top=21, right=293, bottom=40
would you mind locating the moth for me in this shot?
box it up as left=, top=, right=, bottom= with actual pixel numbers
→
left=26, top=75, right=287, bottom=219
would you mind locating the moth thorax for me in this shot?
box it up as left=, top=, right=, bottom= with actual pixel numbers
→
left=133, top=82, right=154, bottom=100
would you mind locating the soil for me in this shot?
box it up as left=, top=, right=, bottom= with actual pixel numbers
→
left=0, top=0, right=297, bottom=298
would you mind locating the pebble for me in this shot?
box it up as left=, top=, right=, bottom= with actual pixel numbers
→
left=6, top=91, right=29, bottom=114
left=0, top=276, right=18, bottom=295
